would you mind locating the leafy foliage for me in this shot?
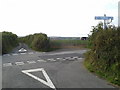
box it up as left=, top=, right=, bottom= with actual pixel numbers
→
left=2, top=31, right=18, bottom=54
left=19, top=33, right=50, bottom=51
left=85, top=23, right=120, bottom=86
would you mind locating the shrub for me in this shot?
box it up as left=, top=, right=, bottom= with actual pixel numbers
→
left=2, top=31, right=18, bottom=54
left=19, top=33, right=50, bottom=52
left=85, top=23, right=120, bottom=86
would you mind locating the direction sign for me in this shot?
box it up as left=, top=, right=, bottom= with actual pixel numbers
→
left=95, top=16, right=113, bottom=20
left=95, top=14, right=114, bottom=29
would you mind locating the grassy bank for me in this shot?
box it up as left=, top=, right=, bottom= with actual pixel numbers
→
left=84, top=51, right=120, bottom=87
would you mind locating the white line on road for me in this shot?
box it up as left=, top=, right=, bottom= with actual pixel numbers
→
left=47, top=59, right=56, bottom=61
left=20, top=53, right=26, bottom=55
left=72, top=56, right=79, bottom=59
left=3, top=54, right=10, bottom=56
left=3, top=63, right=12, bottom=67
left=27, top=61, right=36, bottom=64
left=22, top=68, right=56, bottom=89
left=12, top=53, right=18, bottom=56
left=56, top=58, right=63, bottom=60
left=65, top=57, right=72, bottom=59
left=37, top=60, right=46, bottom=62
left=15, top=62, right=24, bottom=65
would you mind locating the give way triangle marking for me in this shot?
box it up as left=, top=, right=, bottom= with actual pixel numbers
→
left=22, top=68, right=56, bottom=89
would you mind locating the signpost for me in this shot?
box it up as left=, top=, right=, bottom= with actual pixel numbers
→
left=95, top=14, right=113, bottom=29
left=95, top=16, right=113, bottom=20
left=118, top=1, right=120, bottom=26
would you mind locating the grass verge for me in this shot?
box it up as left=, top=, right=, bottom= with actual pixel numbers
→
left=84, top=51, right=120, bottom=88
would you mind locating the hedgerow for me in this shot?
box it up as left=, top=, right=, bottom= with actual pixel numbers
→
left=19, top=33, right=50, bottom=52
left=85, top=23, right=120, bottom=86
left=2, top=31, right=18, bottom=54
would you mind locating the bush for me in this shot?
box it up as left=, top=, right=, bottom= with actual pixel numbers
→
left=31, top=34, right=50, bottom=51
left=19, top=33, right=50, bottom=52
left=2, top=31, right=18, bottom=54
left=85, top=23, right=120, bottom=86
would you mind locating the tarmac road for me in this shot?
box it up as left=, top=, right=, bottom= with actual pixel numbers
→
left=2, top=43, right=116, bottom=89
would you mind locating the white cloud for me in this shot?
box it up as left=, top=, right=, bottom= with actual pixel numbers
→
left=0, top=0, right=119, bottom=37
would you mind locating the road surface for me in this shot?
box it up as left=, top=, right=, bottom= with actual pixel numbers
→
left=2, top=44, right=115, bottom=89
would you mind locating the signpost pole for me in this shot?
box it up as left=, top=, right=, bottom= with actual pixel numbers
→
left=104, top=14, right=106, bottom=29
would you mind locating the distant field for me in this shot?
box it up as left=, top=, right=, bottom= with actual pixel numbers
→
left=50, top=40, right=88, bottom=49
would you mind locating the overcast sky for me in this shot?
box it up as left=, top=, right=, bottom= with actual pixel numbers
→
left=0, top=0, right=119, bottom=37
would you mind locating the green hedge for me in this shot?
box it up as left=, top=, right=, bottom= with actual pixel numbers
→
left=2, top=31, right=18, bottom=54
left=85, top=23, right=120, bottom=86
left=19, top=33, right=50, bottom=52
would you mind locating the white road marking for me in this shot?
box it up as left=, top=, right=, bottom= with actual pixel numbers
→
left=15, top=62, right=24, bottom=65
left=37, top=60, right=46, bottom=62
left=3, top=63, right=12, bottom=67
left=3, top=54, right=10, bottom=56
left=72, top=56, right=79, bottom=59
left=12, top=53, right=18, bottom=56
left=65, top=57, right=71, bottom=59
left=56, top=58, right=62, bottom=60
left=20, top=53, right=26, bottom=55
left=18, top=48, right=27, bottom=52
left=27, top=61, right=36, bottom=64
left=47, top=59, right=56, bottom=61
left=22, top=68, right=56, bottom=89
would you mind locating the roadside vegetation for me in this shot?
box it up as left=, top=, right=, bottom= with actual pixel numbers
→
left=84, top=23, right=120, bottom=86
left=2, top=31, right=18, bottom=54
left=19, top=34, right=88, bottom=52
left=50, top=40, right=88, bottom=49
left=19, top=33, right=50, bottom=52
left=2, top=30, right=88, bottom=54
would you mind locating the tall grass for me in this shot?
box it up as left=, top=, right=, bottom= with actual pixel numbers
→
left=50, top=40, right=88, bottom=49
